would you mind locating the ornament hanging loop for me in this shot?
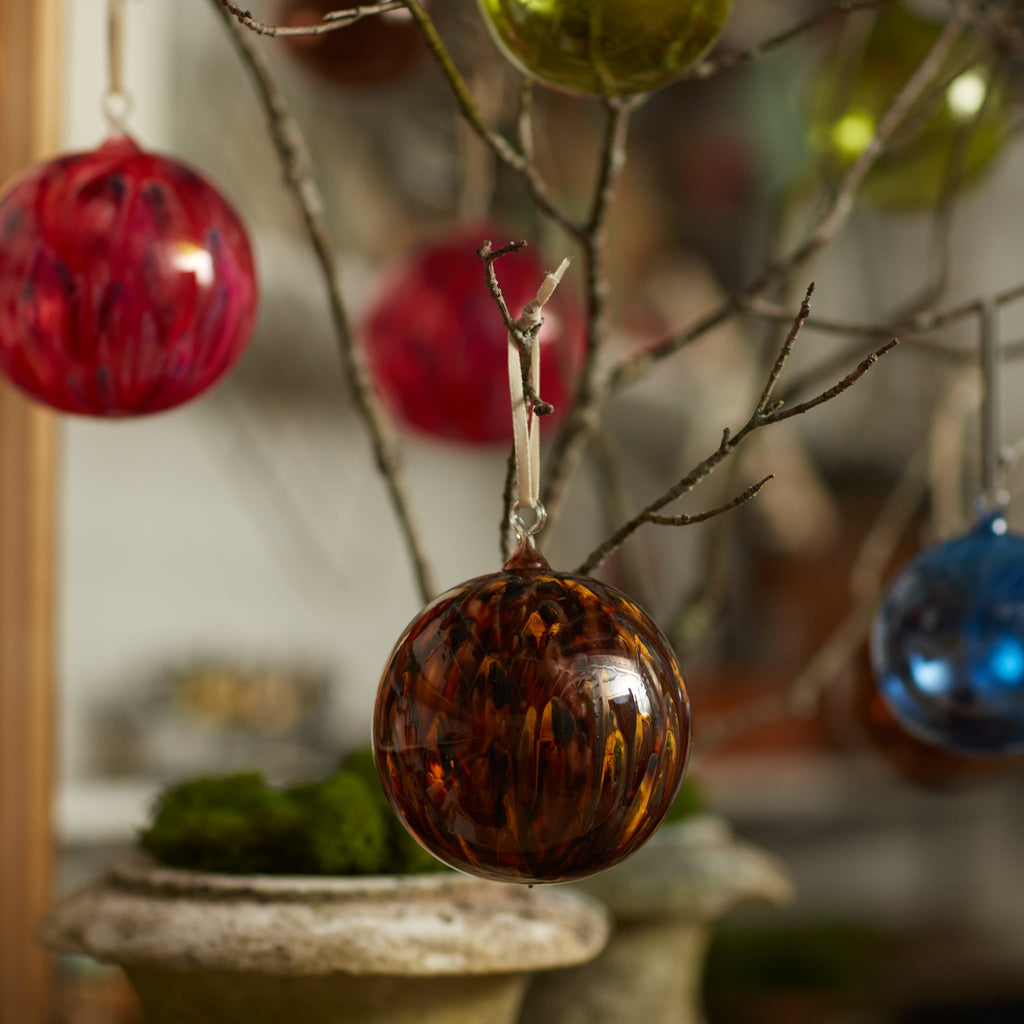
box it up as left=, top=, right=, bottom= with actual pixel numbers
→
left=510, top=500, right=548, bottom=539
left=978, top=298, right=1009, bottom=513
left=104, top=0, right=134, bottom=133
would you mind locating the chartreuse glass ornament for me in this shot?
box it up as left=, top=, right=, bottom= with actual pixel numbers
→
left=373, top=535, right=691, bottom=883
left=0, top=134, right=258, bottom=415
left=871, top=510, right=1024, bottom=756
left=476, top=0, right=733, bottom=97
left=810, top=4, right=1007, bottom=210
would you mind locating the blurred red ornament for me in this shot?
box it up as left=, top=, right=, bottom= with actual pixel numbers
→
left=278, top=0, right=424, bottom=87
left=362, top=228, right=584, bottom=444
left=373, top=536, right=691, bottom=883
left=0, top=134, right=258, bottom=416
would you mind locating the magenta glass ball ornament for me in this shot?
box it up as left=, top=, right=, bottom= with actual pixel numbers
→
left=871, top=509, right=1024, bottom=756
left=0, top=134, right=258, bottom=415
left=373, top=536, right=692, bottom=883
left=362, top=228, right=584, bottom=444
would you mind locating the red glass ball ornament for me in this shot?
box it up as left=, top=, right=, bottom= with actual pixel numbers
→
left=362, top=229, right=584, bottom=444
left=277, top=1, right=424, bottom=87
left=373, top=537, right=691, bottom=883
left=0, top=134, right=258, bottom=416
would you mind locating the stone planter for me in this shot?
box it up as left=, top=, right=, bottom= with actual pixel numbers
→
left=39, top=857, right=610, bottom=1024
left=519, top=815, right=794, bottom=1024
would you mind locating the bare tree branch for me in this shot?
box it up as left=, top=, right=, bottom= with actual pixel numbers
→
left=615, top=2, right=974, bottom=387
left=210, top=0, right=436, bottom=603
left=693, top=443, right=929, bottom=760
left=646, top=475, right=775, bottom=528
left=541, top=99, right=633, bottom=522
left=217, top=0, right=406, bottom=37
left=693, top=0, right=897, bottom=79
left=575, top=291, right=897, bottom=574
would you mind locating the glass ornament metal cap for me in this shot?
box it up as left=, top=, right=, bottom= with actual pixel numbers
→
left=0, top=133, right=258, bottom=416
left=372, top=533, right=692, bottom=884
left=870, top=507, right=1024, bottom=756
left=476, top=0, right=734, bottom=98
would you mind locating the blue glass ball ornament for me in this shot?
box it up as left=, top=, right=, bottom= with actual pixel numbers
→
left=871, top=510, right=1024, bottom=756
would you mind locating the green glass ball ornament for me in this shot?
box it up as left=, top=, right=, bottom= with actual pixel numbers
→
left=809, top=4, right=1008, bottom=210
left=476, top=0, right=734, bottom=97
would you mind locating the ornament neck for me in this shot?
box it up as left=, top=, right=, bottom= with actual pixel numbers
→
left=503, top=535, right=550, bottom=572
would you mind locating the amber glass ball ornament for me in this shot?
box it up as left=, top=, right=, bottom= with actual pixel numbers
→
left=476, top=0, right=734, bottom=97
left=373, top=534, right=691, bottom=883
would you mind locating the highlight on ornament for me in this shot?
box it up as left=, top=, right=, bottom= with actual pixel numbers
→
left=0, top=133, right=258, bottom=416
left=871, top=508, right=1024, bottom=757
left=372, top=534, right=691, bottom=884
left=477, top=0, right=734, bottom=97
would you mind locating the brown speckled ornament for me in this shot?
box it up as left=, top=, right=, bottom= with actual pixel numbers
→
left=373, top=537, right=691, bottom=884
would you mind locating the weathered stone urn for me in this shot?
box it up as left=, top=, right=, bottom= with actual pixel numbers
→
left=39, top=857, right=610, bottom=1024
left=519, top=815, right=794, bottom=1024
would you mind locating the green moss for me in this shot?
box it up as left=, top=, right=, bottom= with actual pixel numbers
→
left=287, top=773, right=388, bottom=875
left=139, top=752, right=451, bottom=877
left=138, top=773, right=307, bottom=875
left=339, top=749, right=449, bottom=875
left=140, top=751, right=699, bottom=876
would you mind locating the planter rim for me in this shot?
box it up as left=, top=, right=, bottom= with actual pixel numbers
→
left=106, top=856, right=517, bottom=902
left=39, top=855, right=611, bottom=978
left=574, top=813, right=794, bottom=920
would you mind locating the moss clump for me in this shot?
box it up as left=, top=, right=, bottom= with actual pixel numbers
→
left=139, top=753, right=448, bottom=876
left=140, top=753, right=704, bottom=875
left=339, top=748, right=445, bottom=875
left=138, top=773, right=308, bottom=874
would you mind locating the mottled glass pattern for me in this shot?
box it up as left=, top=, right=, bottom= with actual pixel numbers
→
left=0, top=134, right=258, bottom=415
left=871, top=511, right=1024, bottom=756
left=477, top=0, right=733, bottom=97
left=373, top=539, right=691, bottom=883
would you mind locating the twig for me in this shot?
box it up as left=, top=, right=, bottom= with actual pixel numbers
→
left=478, top=239, right=530, bottom=338
left=646, top=475, right=775, bottom=528
left=402, top=0, right=578, bottom=238
left=693, top=396, right=941, bottom=759
left=575, top=295, right=896, bottom=574
left=500, top=445, right=517, bottom=560
left=755, top=284, right=815, bottom=419
left=610, top=3, right=974, bottom=393
left=576, top=473, right=773, bottom=577
left=542, top=98, right=634, bottom=519
left=477, top=240, right=555, bottom=415
left=692, top=0, right=897, bottom=79
left=210, top=0, right=435, bottom=603
left=768, top=339, right=898, bottom=424
left=742, top=278, right=1024, bottom=339
left=216, top=0, right=406, bottom=37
